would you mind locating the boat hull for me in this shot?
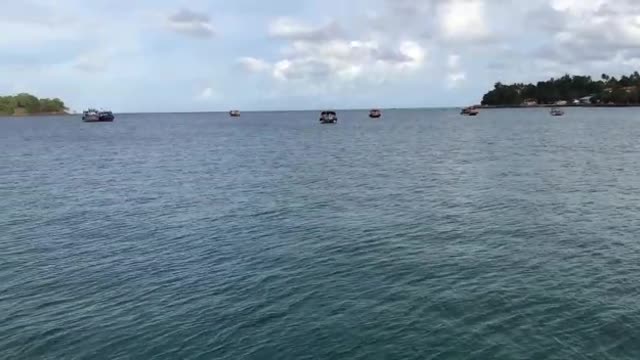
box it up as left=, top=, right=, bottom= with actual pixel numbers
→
left=83, top=115, right=114, bottom=122
left=82, top=109, right=114, bottom=122
left=461, top=107, right=479, bottom=116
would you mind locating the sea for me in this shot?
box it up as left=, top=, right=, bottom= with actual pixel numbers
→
left=1, top=108, right=640, bottom=359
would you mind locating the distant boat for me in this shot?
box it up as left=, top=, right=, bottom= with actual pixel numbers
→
left=461, top=106, right=479, bottom=116
left=83, top=109, right=114, bottom=122
left=369, top=109, right=382, bottom=118
left=550, top=107, right=564, bottom=116
left=319, top=111, right=337, bottom=124
left=229, top=110, right=241, bottom=117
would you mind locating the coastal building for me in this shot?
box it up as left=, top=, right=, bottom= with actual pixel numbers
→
left=522, top=98, right=537, bottom=106
left=555, top=100, right=568, bottom=106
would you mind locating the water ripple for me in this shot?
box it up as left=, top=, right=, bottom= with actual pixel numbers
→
left=2, top=110, right=640, bottom=359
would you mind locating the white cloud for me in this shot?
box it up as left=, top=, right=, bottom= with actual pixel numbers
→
left=438, top=0, right=490, bottom=42
left=447, top=72, right=466, bottom=88
left=550, top=0, right=607, bottom=13
left=399, top=41, right=426, bottom=68
left=446, top=53, right=466, bottom=88
left=447, top=54, right=460, bottom=68
left=242, top=18, right=428, bottom=86
left=74, top=55, right=108, bottom=73
left=272, top=59, right=293, bottom=81
left=0, top=23, right=76, bottom=48
left=268, top=17, right=342, bottom=41
left=527, top=0, right=640, bottom=70
left=197, top=87, right=216, bottom=100
left=8, top=0, right=640, bottom=111
left=167, top=9, right=215, bottom=38
left=238, top=57, right=271, bottom=72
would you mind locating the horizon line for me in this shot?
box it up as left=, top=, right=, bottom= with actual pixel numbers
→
left=109, top=106, right=467, bottom=115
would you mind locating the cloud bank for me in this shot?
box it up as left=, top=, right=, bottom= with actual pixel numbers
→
left=2, top=0, right=640, bottom=111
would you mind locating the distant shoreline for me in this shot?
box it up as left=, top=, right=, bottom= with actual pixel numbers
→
left=2, top=111, right=70, bottom=117
left=3, top=105, right=640, bottom=117
left=481, top=104, right=640, bottom=109
left=1, top=94, right=68, bottom=117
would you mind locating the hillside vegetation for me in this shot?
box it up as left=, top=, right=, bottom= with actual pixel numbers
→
left=481, top=73, right=640, bottom=106
left=0, top=93, right=67, bottom=115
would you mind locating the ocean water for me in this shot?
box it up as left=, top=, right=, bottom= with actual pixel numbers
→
left=1, top=108, right=640, bottom=359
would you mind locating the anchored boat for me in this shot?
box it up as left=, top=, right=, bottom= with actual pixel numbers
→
left=461, top=106, right=480, bottom=116
left=83, top=109, right=114, bottom=122
left=369, top=109, right=382, bottom=118
left=550, top=107, right=565, bottom=116
left=229, top=110, right=241, bottom=117
left=319, top=111, right=337, bottom=124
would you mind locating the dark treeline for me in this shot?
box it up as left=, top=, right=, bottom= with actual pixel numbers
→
left=481, top=73, right=640, bottom=106
left=0, top=93, right=67, bottom=115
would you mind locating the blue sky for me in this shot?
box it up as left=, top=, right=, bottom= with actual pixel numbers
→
left=2, top=0, right=640, bottom=112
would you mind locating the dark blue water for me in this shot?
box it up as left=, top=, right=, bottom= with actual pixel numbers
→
left=2, top=109, right=640, bottom=359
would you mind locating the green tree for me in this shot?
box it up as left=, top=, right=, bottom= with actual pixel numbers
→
left=620, top=75, right=633, bottom=87
left=0, top=93, right=67, bottom=115
left=481, top=71, right=640, bottom=106
left=628, top=88, right=640, bottom=104
left=481, top=82, right=522, bottom=105
left=14, top=93, right=40, bottom=113
left=0, top=96, right=17, bottom=115
left=521, top=84, right=537, bottom=100
left=611, top=88, right=629, bottom=104
left=39, top=98, right=66, bottom=112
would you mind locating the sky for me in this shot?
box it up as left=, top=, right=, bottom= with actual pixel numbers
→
left=2, top=0, right=640, bottom=112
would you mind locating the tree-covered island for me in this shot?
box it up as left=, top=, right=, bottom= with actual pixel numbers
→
left=481, top=72, right=640, bottom=106
left=0, top=93, right=68, bottom=116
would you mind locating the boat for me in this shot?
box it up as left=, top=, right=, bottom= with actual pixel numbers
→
left=82, top=109, right=99, bottom=122
left=461, top=106, right=479, bottom=116
left=82, top=109, right=114, bottom=122
left=98, top=111, right=114, bottom=122
left=550, top=107, right=565, bottom=116
left=229, top=110, right=241, bottom=117
left=319, top=111, right=337, bottom=124
left=369, top=109, right=382, bottom=118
